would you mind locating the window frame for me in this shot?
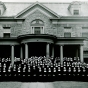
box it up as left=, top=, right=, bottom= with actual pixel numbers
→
left=64, top=32, right=71, bottom=37
left=31, top=26, right=44, bottom=34
left=82, top=32, right=88, bottom=38
left=3, top=33, right=10, bottom=38
left=73, top=10, right=79, bottom=15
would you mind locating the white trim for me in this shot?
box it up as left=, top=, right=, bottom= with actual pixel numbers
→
left=64, top=27, right=72, bottom=32
left=3, top=29, right=11, bottom=33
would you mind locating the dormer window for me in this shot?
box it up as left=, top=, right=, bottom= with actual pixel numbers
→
left=0, top=1, right=6, bottom=16
left=68, top=1, right=81, bottom=16
left=74, top=10, right=79, bottom=15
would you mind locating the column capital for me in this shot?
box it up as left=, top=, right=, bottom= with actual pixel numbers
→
left=59, top=44, right=64, bottom=46
left=46, top=42, right=51, bottom=44
left=24, top=43, right=28, bottom=44
left=10, top=44, right=15, bottom=46
left=80, top=44, right=84, bottom=46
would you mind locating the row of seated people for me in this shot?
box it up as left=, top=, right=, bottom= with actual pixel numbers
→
left=0, top=56, right=87, bottom=77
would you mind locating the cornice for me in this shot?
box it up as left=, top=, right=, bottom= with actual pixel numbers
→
left=50, top=16, right=88, bottom=20
left=0, top=16, right=25, bottom=21
left=60, top=16, right=88, bottom=19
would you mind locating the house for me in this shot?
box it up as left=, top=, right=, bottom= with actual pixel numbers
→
left=0, top=1, right=88, bottom=64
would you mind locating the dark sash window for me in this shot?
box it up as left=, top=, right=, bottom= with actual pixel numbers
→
left=64, top=33, right=71, bottom=37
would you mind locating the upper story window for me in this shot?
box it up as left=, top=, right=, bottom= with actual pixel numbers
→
left=32, top=27, right=44, bottom=34
left=74, top=10, right=79, bottom=15
left=82, top=27, right=88, bottom=33
left=82, top=33, right=88, bottom=38
left=64, top=27, right=72, bottom=33
left=3, top=27, right=10, bottom=29
left=3, top=25, right=11, bottom=38
left=82, top=27, right=88, bottom=29
left=64, top=27, right=71, bottom=29
left=3, top=33, right=10, bottom=38
left=31, top=19, right=44, bottom=34
left=64, top=32, right=71, bottom=37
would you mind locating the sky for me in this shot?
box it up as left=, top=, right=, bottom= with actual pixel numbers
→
left=0, top=0, right=88, bottom=2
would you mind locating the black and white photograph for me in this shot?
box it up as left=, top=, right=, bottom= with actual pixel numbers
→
left=0, top=0, right=88, bottom=88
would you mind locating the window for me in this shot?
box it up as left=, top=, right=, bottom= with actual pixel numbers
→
left=82, top=27, right=88, bottom=29
left=3, top=27, right=10, bottom=29
left=31, top=19, right=44, bottom=34
left=32, top=27, right=44, bottom=34
left=74, top=10, right=79, bottom=15
left=3, top=33, right=10, bottom=38
left=82, top=27, right=88, bottom=33
left=34, top=27, right=41, bottom=34
left=84, top=51, right=88, bottom=54
left=82, top=33, right=88, bottom=37
left=64, top=27, right=71, bottom=29
left=3, top=26, right=11, bottom=37
left=64, top=27, right=72, bottom=33
left=64, top=33, right=71, bottom=37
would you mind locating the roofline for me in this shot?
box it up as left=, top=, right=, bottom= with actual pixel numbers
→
left=57, top=37, right=86, bottom=40
left=3, top=1, right=87, bottom=4
left=0, top=16, right=88, bottom=20
left=0, top=16, right=25, bottom=20
left=60, top=16, right=88, bottom=19
left=15, top=1, right=60, bottom=18
left=50, top=16, right=88, bottom=20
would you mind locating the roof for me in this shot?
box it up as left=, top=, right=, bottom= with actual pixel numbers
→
left=2, top=2, right=88, bottom=17
left=15, top=1, right=60, bottom=18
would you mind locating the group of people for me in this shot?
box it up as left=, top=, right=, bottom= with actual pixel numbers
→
left=0, top=56, right=88, bottom=77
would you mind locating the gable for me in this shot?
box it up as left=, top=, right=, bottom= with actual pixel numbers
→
left=15, top=2, right=60, bottom=18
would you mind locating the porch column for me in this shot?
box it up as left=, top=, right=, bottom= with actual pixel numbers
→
left=60, top=45, right=63, bottom=65
left=11, top=45, right=14, bottom=66
left=25, top=43, right=28, bottom=59
left=46, top=43, right=50, bottom=57
left=80, top=44, right=83, bottom=62
left=52, top=45, right=54, bottom=57
left=20, top=45, right=23, bottom=59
